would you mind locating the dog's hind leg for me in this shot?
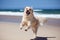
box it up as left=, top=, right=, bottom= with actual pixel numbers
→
left=32, top=27, right=38, bottom=39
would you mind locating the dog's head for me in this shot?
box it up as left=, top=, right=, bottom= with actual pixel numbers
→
left=24, top=6, right=33, bottom=16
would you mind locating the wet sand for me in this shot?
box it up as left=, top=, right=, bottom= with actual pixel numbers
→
left=0, top=15, right=60, bottom=40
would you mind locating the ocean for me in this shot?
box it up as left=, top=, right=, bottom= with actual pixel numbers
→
left=0, top=9, right=60, bottom=14
left=0, top=9, right=60, bottom=18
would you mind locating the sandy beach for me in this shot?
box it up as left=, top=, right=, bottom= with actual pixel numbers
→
left=0, top=15, right=60, bottom=40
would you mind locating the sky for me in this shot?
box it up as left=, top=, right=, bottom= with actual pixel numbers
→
left=0, top=0, right=60, bottom=9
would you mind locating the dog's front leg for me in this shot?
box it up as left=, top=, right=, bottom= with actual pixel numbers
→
left=20, top=23, right=23, bottom=30
left=25, top=21, right=31, bottom=31
left=25, top=26, right=31, bottom=31
left=20, top=23, right=24, bottom=30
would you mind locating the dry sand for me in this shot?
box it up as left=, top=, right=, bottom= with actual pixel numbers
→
left=0, top=15, right=60, bottom=40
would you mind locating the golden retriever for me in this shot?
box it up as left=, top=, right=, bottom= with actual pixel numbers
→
left=20, top=6, right=47, bottom=39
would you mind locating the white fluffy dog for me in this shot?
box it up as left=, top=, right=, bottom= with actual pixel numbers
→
left=20, top=6, right=47, bottom=39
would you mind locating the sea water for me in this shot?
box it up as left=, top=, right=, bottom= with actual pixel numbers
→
left=0, top=9, right=60, bottom=19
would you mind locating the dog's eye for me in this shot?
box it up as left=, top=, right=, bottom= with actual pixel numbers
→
left=29, top=9, right=31, bottom=10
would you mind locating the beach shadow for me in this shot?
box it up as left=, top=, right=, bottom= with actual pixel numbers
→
left=30, top=36, right=56, bottom=40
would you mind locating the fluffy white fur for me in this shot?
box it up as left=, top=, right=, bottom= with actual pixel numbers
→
left=20, top=6, right=47, bottom=38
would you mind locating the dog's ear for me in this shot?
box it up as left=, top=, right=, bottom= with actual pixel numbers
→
left=30, top=7, right=33, bottom=13
left=31, top=8, right=33, bottom=13
left=24, top=6, right=29, bottom=12
left=24, top=7, right=26, bottom=13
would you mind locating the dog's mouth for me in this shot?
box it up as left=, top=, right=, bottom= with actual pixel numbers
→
left=26, top=10, right=30, bottom=15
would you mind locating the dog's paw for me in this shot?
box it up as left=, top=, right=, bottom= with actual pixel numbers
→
left=30, top=38, right=35, bottom=40
left=20, top=28, right=22, bottom=30
left=25, top=29, right=27, bottom=31
left=30, top=39, right=34, bottom=40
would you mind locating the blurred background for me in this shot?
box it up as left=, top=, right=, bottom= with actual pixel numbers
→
left=0, top=0, right=60, bottom=14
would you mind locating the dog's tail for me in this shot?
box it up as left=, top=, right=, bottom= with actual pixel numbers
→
left=36, top=16, right=47, bottom=26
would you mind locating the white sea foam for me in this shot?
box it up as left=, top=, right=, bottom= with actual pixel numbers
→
left=0, top=12, right=60, bottom=19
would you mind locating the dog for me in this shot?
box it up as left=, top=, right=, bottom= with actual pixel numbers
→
left=20, top=6, right=47, bottom=39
